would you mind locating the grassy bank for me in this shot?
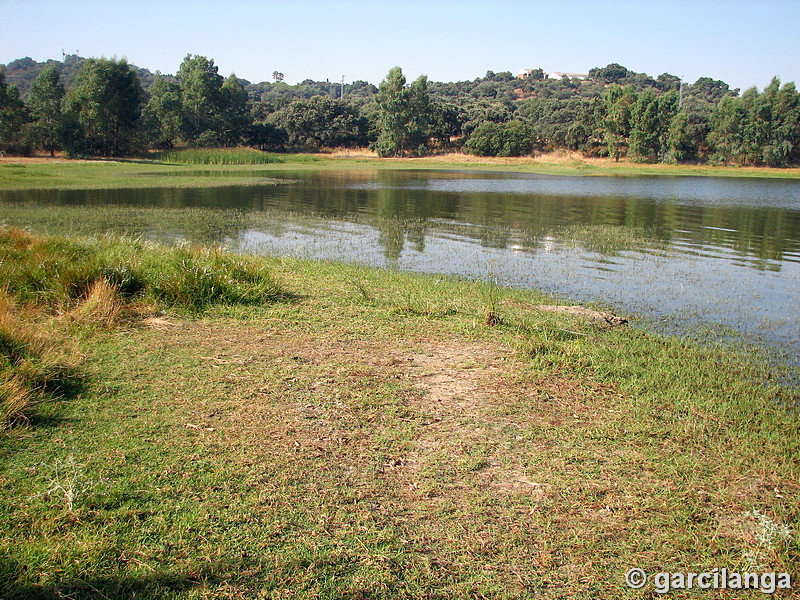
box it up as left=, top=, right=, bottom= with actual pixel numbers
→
left=0, top=226, right=283, bottom=428
left=2, top=151, right=800, bottom=191
left=0, top=228, right=797, bottom=598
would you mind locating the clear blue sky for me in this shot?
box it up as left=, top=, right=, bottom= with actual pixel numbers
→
left=2, top=0, right=798, bottom=91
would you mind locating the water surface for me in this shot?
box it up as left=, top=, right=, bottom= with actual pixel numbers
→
left=2, top=169, right=799, bottom=365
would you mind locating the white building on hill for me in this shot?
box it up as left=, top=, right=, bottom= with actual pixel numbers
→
left=548, top=71, right=588, bottom=80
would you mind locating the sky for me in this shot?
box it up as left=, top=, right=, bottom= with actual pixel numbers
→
left=1, top=0, right=799, bottom=92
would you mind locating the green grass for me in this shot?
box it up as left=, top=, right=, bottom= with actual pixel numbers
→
left=413, top=158, right=800, bottom=179
left=0, top=226, right=283, bottom=312
left=0, top=229, right=798, bottom=598
left=154, top=148, right=287, bottom=165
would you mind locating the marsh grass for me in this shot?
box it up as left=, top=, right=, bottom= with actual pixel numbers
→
left=155, top=148, right=285, bottom=165
left=555, top=223, right=668, bottom=255
left=0, top=226, right=283, bottom=312
left=479, top=275, right=503, bottom=326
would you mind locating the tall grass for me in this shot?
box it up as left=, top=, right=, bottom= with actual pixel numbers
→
left=0, top=226, right=284, bottom=311
left=155, top=148, right=284, bottom=165
left=0, top=226, right=286, bottom=427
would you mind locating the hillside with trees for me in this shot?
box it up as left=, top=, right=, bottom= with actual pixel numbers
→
left=1, top=54, right=799, bottom=166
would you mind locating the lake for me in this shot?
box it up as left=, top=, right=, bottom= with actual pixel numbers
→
left=2, top=168, right=799, bottom=366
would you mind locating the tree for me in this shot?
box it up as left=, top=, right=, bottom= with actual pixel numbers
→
left=665, top=111, right=689, bottom=163
left=770, top=80, right=800, bottom=165
left=629, top=89, right=679, bottom=162
left=245, top=121, right=287, bottom=150
left=708, top=94, right=749, bottom=164
left=62, top=58, right=143, bottom=156
left=218, top=74, right=250, bottom=146
left=656, top=73, right=681, bottom=92
left=374, top=67, right=430, bottom=157
left=26, top=65, right=64, bottom=156
left=176, top=54, right=223, bottom=144
left=752, top=78, right=800, bottom=166
left=589, top=63, right=629, bottom=84
left=601, top=84, right=636, bottom=160
left=268, top=96, right=367, bottom=149
left=465, top=120, right=536, bottom=157
left=689, top=77, right=734, bottom=102
left=0, top=69, right=28, bottom=154
left=428, top=101, right=464, bottom=149
left=669, top=95, right=714, bottom=162
left=707, top=83, right=797, bottom=166
left=142, top=73, right=182, bottom=148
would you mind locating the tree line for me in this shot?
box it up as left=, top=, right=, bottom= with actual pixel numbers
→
left=1, top=54, right=799, bottom=166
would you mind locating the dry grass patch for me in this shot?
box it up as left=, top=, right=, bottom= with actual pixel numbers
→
left=68, top=314, right=794, bottom=597
left=0, top=291, right=84, bottom=428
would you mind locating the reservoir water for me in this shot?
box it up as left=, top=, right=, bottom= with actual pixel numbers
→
left=2, top=169, right=799, bottom=367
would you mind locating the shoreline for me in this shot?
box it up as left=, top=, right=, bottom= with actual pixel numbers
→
left=2, top=151, right=800, bottom=193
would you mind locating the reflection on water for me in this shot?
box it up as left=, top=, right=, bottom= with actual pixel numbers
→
left=2, top=169, right=799, bottom=362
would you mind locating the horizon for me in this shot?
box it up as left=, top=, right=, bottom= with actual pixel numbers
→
left=1, top=1, right=799, bottom=92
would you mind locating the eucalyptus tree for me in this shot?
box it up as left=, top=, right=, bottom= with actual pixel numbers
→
left=0, top=69, right=27, bottom=154
left=176, top=54, right=224, bottom=144
left=601, top=84, right=636, bottom=160
left=374, top=67, right=430, bottom=157
left=62, top=57, right=144, bottom=156
left=629, top=89, right=679, bottom=162
left=218, top=74, right=250, bottom=146
left=754, top=78, right=800, bottom=166
left=672, top=95, right=714, bottom=162
left=26, top=65, right=64, bottom=155
left=708, top=94, right=749, bottom=164
left=706, top=82, right=798, bottom=166
left=142, top=73, right=182, bottom=148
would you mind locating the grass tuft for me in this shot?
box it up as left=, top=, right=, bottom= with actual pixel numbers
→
left=0, top=375, right=33, bottom=428
left=65, top=279, right=123, bottom=327
left=148, top=246, right=284, bottom=310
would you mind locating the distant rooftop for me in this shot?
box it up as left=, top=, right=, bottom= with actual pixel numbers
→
left=548, top=71, right=588, bottom=80
left=517, top=69, right=588, bottom=80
